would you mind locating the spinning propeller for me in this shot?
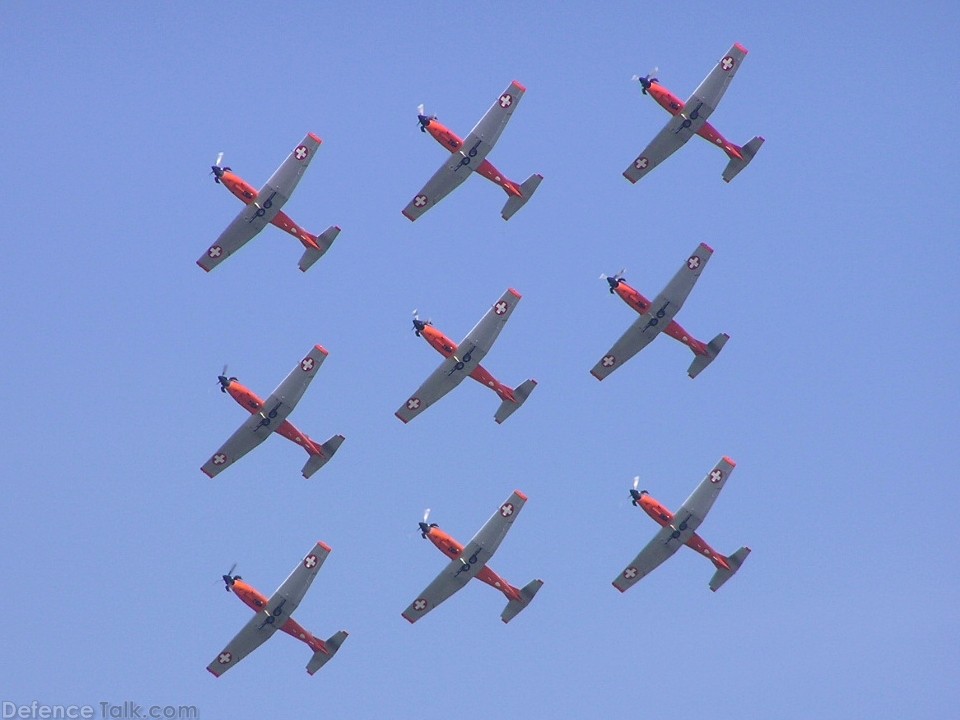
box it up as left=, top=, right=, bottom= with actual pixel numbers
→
left=218, top=364, right=237, bottom=393
left=210, top=151, right=231, bottom=183
left=630, top=476, right=647, bottom=506
left=419, top=508, right=438, bottom=538
left=411, top=309, right=432, bottom=336
left=221, top=563, right=241, bottom=591
left=633, top=66, right=660, bottom=95
left=600, top=268, right=626, bottom=293
left=417, top=104, right=436, bottom=132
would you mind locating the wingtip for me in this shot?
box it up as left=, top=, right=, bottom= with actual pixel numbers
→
left=590, top=370, right=604, bottom=381
left=699, top=242, right=714, bottom=253
left=507, top=288, right=522, bottom=299
left=401, top=613, right=415, bottom=624
left=196, top=260, right=212, bottom=272
left=511, top=79, right=527, bottom=92
left=734, top=42, right=748, bottom=54
left=395, top=412, right=410, bottom=424
left=308, top=132, right=322, bottom=144
left=622, top=172, right=638, bottom=184
left=201, top=467, right=214, bottom=478
left=314, top=344, right=329, bottom=356
left=513, top=489, right=528, bottom=501
left=318, top=541, right=332, bottom=552
left=401, top=210, right=416, bottom=222
left=722, top=456, right=737, bottom=467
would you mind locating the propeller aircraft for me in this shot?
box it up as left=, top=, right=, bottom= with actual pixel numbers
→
left=591, top=243, right=728, bottom=381
left=624, top=42, right=764, bottom=183
left=201, top=345, right=345, bottom=479
left=208, top=542, right=348, bottom=677
left=402, top=491, right=543, bottom=624
left=613, top=458, right=751, bottom=593
left=402, top=81, right=543, bottom=221
left=396, top=289, right=537, bottom=423
left=198, top=133, right=340, bottom=272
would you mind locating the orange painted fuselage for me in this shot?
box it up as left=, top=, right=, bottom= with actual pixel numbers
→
left=228, top=578, right=328, bottom=654
left=222, top=379, right=322, bottom=457
left=612, top=279, right=708, bottom=356
left=423, top=526, right=521, bottom=602
left=645, top=82, right=743, bottom=160
left=417, top=324, right=516, bottom=403
left=217, top=170, right=321, bottom=251
left=420, top=118, right=523, bottom=197
left=636, top=493, right=730, bottom=571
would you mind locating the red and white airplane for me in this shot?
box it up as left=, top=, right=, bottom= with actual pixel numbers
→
left=201, top=345, right=344, bottom=479
left=198, top=133, right=340, bottom=272
left=403, top=81, right=543, bottom=221
left=624, top=43, right=764, bottom=183
left=591, top=244, right=728, bottom=381
left=402, top=491, right=543, bottom=624
left=613, top=458, right=751, bottom=593
left=208, top=542, right=348, bottom=677
left=396, top=289, right=537, bottom=423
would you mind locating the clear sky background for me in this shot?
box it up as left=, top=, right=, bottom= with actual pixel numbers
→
left=2, top=2, right=958, bottom=718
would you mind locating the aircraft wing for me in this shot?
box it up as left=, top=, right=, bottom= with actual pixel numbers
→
left=623, top=114, right=697, bottom=183
left=402, top=81, right=525, bottom=221
left=590, top=244, right=712, bottom=380
left=265, top=541, right=332, bottom=620
left=256, top=345, right=329, bottom=430
left=201, top=412, right=274, bottom=478
left=198, top=133, right=321, bottom=270
left=402, top=490, right=527, bottom=623
left=395, top=289, right=522, bottom=422
left=670, top=457, right=736, bottom=537
left=207, top=605, right=281, bottom=677
left=612, top=523, right=686, bottom=592
left=682, top=43, right=748, bottom=126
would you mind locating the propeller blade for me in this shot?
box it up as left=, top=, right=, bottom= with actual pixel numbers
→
left=422, top=508, right=431, bottom=523
left=632, top=476, right=640, bottom=491
left=417, top=104, right=425, bottom=117
left=214, top=151, right=224, bottom=168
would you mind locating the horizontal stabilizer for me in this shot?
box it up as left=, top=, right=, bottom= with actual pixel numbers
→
left=494, top=379, right=538, bottom=424
left=299, top=225, right=341, bottom=272
left=302, top=434, right=346, bottom=478
left=305, top=630, right=349, bottom=675
left=501, top=174, right=543, bottom=220
left=687, top=333, right=729, bottom=379
left=708, top=546, right=751, bottom=592
left=722, top=136, right=764, bottom=183
left=501, top=579, right=544, bottom=623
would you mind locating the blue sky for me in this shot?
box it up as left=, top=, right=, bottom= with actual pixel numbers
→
left=2, top=1, right=958, bottom=717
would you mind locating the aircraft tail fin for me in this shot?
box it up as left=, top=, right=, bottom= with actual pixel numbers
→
left=299, top=225, right=341, bottom=272
left=687, top=333, right=729, bottom=379
left=494, top=379, right=538, bottom=424
left=708, top=547, right=751, bottom=592
left=301, top=434, right=346, bottom=478
left=305, top=630, right=348, bottom=675
left=722, top=136, right=764, bottom=182
left=500, top=579, right=544, bottom=623
left=501, top=173, right=543, bottom=220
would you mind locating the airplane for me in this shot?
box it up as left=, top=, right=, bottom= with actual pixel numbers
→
left=197, top=132, right=340, bottom=272
left=623, top=42, right=764, bottom=183
left=402, top=80, right=543, bottom=222
left=201, top=345, right=345, bottom=479
left=395, top=288, right=537, bottom=424
left=590, top=243, right=728, bottom=381
left=613, top=457, right=751, bottom=593
left=208, top=541, right=348, bottom=677
left=402, top=490, right=543, bottom=624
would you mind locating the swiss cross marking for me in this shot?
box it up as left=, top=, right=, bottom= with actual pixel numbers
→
left=413, top=598, right=428, bottom=611
left=494, top=301, right=508, bottom=315
left=624, top=567, right=638, bottom=579
left=301, top=357, right=315, bottom=372
left=709, top=469, right=723, bottom=484
left=304, top=554, right=318, bottom=569
left=213, top=453, right=227, bottom=465
left=414, top=195, right=428, bottom=207
left=406, top=397, right=421, bottom=410
left=218, top=652, right=232, bottom=664
left=635, top=157, right=649, bottom=170
left=602, top=355, right=616, bottom=368
left=295, top=145, right=309, bottom=160
left=687, top=255, right=701, bottom=270
left=208, top=246, right=222, bottom=258
left=499, top=93, right=513, bottom=108
left=721, top=56, right=735, bottom=71
left=500, top=502, right=515, bottom=517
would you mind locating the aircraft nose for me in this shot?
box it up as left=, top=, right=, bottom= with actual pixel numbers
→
left=412, top=319, right=426, bottom=334
left=419, top=522, right=431, bottom=536
left=218, top=375, right=231, bottom=392
left=607, top=276, right=620, bottom=291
